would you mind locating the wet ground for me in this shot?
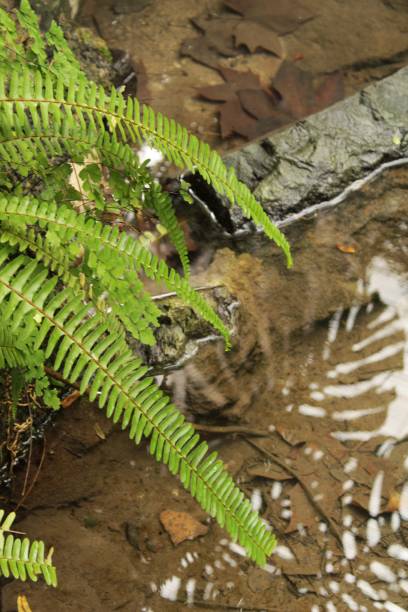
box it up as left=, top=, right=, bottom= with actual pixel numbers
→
left=2, top=165, right=408, bottom=611
left=2, top=1, right=408, bottom=610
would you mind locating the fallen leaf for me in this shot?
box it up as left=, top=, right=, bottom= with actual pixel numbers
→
left=219, top=97, right=257, bottom=139
left=234, top=21, right=282, bottom=56
left=238, top=88, right=279, bottom=119
left=160, top=510, right=208, bottom=545
left=180, top=36, right=221, bottom=69
left=272, top=60, right=315, bottom=118
left=224, top=0, right=315, bottom=34
left=314, top=72, right=344, bottom=112
left=17, top=596, right=32, bottom=612
left=285, top=483, right=318, bottom=533
left=247, top=463, right=293, bottom=481
left=272, top=61, right=344, bottom=119
left=181, top=14, right=241, bottom=69
left=336, top=243, right=356, bottom=254
left=385, top=490, right=400, bottom=512
left=61, top=390, right=81, bottom=408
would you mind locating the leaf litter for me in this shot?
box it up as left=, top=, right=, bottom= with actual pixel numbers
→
left=183, top=1, right=343, bottom=140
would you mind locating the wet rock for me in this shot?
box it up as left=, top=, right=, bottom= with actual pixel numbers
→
left=190, top=66, right=408, bottom=232
left=159, top=510, right=209, bottom=545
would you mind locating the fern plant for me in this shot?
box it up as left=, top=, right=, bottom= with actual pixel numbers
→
left=0, top=508, right=57, bottom=586
left=0, top=0, right=292, bottom=567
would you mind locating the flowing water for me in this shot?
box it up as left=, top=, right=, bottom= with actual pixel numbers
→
left=3, top=166, right=408, bottom=611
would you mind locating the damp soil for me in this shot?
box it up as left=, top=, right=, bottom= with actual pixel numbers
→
left=2, top=166, right=408, bottom=611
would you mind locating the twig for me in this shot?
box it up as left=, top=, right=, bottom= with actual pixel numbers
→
left=192, top=423, right=268, bottom=437
left=151, top=284, right=223, bottom=301
left=14, top=436, right=47, bottom=513
left=175, top=599, right=277, bottom=611
left=244, top=437, right=344, bottom=547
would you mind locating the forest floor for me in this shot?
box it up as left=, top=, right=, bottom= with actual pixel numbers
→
left=2, top=1, right=408, bottom=611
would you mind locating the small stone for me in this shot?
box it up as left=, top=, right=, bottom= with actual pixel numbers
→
left=124, top=522, right=140, bottom=550
left=160, top=510, right=209, bottom=546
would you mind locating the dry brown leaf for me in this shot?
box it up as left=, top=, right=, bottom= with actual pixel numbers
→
left=61, top=390, right=81, bottom=408
left=234, top=21, right=282, bottom=56
left=160, top=510, right=208, bottom=545
left=247, top=463, right=293, bottom=481
left=336, top=243, right=357, bottom=254
left=224, top=0, right=315, bottom=34
left=285, top=483, right=318, bottom=533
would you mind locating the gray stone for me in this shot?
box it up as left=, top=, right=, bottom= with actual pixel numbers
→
left=219, top=66, right=408, bottom=230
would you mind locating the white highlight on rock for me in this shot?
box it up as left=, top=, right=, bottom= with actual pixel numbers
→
left=160, top=576, right=181, bottom=601
left=222, top=553, right=237, bottom=568
left=370, top=561, right=397, bottom=583
left=271, top=481, right=283, bottom=500
left=344, top=457, right=358, bottom=473
left=298, top=404, right=326, bottom=417
left=229, top=542, right=246, bottom=557
left=388, top=544, right=408, bottom=561
left=346, top=305, right=361, bottom=332
left=366, top=518, right=381, bottom=548
left=343, top=479, right=354, bottom=492
left=186, top=578, right=196, bottom=604
left=344, top=573, right=356, bottom=584
left=250, top=488, right=262, bottom=512
left=203, top=582, right=213, bottom=601
left=329, top=581, right=339, bottom=593
left=357, top=579, right=380, bottom=601
left=353, top=319, right=402, bottom=351
left=391, top=511, right=400, bottom=532
left=343, top=515, right=353, bottom=528
left=400, top=481, right=408, bottom=519
left=369, top=471, right=384, bottom=517
left=274, top=545, right=294, bottom=561
left=342, top=530, right=357, bottom=560
left=204, top=564, right=213, bottom=575
left=328, top=342, right=404, bottom=378
left=341, top=593, right=359, bottom=611
left=332, top=406, right=385, bottom=421
left=325, top=602, right=337, bottom=612
left=384, top=603, right=407, bottom=612
left=310, top=391, right=325, bottom=401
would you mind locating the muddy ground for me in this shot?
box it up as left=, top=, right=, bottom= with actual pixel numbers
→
left=2, top=1, right=408, bottom=611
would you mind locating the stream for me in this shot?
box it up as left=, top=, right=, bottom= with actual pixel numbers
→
left=2, top=164, right=408, bottom=611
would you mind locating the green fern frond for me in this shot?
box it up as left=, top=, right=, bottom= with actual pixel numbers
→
left=0, top=68, right=292, bottom=266
left=0, top=509, right=57, bottom=586
left=0, top=251, right=275, bottom=564
left=145, top=180, right=190, bottom=277
left=0, top=322, right=27, bottom=368
left=0, top=195, right=231, bottom=348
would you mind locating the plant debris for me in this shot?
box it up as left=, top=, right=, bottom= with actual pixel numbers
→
left=159, top=510, right=209, bottom=545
